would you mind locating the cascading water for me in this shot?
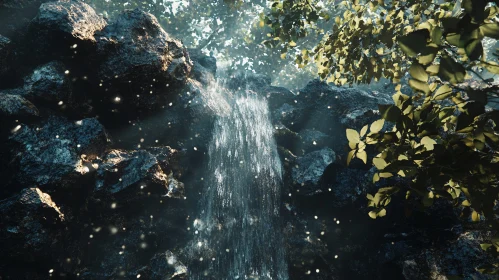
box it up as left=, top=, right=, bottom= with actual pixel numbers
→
left=190, top=80, right=288, bottom=280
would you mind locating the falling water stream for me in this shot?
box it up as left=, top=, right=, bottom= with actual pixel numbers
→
left=190, top=79, right=288, bottom=279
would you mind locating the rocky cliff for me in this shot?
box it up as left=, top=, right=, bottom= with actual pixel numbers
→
left=0, top=1, right=494, bottom=280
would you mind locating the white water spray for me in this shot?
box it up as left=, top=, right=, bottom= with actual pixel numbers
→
left=190, top=79, right=288, bottom=280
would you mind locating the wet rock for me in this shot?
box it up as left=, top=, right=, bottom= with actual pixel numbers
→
left=402, top=231, right=495, bottom=280
left=269, top=80, right=392, bottom=153
left=188, top=48, right=217, bottom=77
left=0, top=188, right=64, bottom=261
left=0, top=35, right=11, bottom=85
left=9, top=116, right=108, bottom=187
left=136, top=251, right=188, bottom=280
left=291, top=148, right=335, bottom=195
left=0, top=93, right=39, bottom=120
left=0, top=1, right=48, bottom=40
left=33, top=0, right=106, bottom=42
left=226, top=72, right=272, bottom=91
left=0, top=0, right=49, bottom=9
left=22, top=61, right=71, bottom=106
left=95, top=147, right=184, bottom=199
left=322, top=164, right=370, bottom=207
left=96, top=9, right=191, bottom=85
left=296, top=129, right=330, bottom=153
left=272, top=102, right=300, bottom=127
left=274, top=124, right=301, bottom=152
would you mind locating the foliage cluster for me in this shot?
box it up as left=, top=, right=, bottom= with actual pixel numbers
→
left=84, top=0, right=326, bottom=88
left=266, top=0, right=499, bottom=274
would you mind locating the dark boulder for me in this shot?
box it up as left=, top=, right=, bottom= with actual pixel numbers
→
left=291, top=148, right=335, bottom=195
left=20, top=0, right=106, bottom=68
left=0, top=1, right=49, bottom=40
left=21, top=61, right=72, bottom=106
left=135, top=251, right=188, bottom=280
left=0, top=35, right=12, bottom=87
left=188, top=48, right=217, bottom=77
left=402, top=231, right=495, bottom=280
left=96, top=8, right=191, bottom=87
left=9, top=116, right=108, bottom=187
left=94, top=147, right=184, bottom=199
left=321, top=164, right=370, bottom=207
left=0, top=188, right=64, bottom=261
left=271, top=79, right=392, bottom=154
left=33, top=0, right=106, bottom=42
left=226, top=72, right=296, bottom=112
left=295, top=129, right=330, bottom=154
left=0, top=92, right=39, bottom=121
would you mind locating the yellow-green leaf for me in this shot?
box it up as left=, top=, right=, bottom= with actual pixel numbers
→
left=357, top=150, right=367, bottom=164
left=481, top=23, right=499, bottom=39
left=421, top=136, right=437, bottom=150
left=373, top=157, right=388, bottom=170
left=409, top=63, right=429, bottom=82
left=346, top=129, right=360, bottom=143
left=471, top=210, right=479, bottom=222
left=370, top=119, right=385, bottom=133
left=360, top=125, right=369, bottom=137
left=347, top=150, right=355, bottom=166
left=433, top=85, right=452, bottom=100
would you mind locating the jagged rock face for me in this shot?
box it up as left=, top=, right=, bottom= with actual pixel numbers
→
left=402, top=231, right=495, bottom=280
left=295, top=129, right=330, bottom=154
left=0, top=35, right=11, bottom=83
left=135, top=251, right=188, bottom=280
left=34, top=0, right=106, bottom=42
left=321, top=164, right=370, bottom=207
left=188, top=48, right=217, bottom=78
left=96, top=9, right=191, bottom=84
left=0, top=0, right=47, bottom=9
left=291, top=148, right=335, bottom=195
left=95, top=147, right=184, bottom=199
left=0, top=188, right=64, bottom=261
left=9, top=116, right=108, bottom=187
left=0, top=93, right=39, bottom=120
left=21, top=61, right=71, bottom=106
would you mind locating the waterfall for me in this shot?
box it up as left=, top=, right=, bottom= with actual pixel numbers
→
left=190, top=80, right=288, bottom=280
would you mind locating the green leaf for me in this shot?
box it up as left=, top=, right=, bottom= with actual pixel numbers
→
left=480, top=243, right=493, bottom=251
left=438, top=55, right=466, bottom=84
left=373, top=157, right=388, bottom=170
left=379, top=172, right=393, bottom=178
left=481, top=61, right=499, bottom=74
left=431, top=26, right=442, bottom=45
left=357, top=150, right=367, bottom=164
left=471, top=210, right=479, bottom=222
left=370, top=119, right=385, bottom=133
left=378, top=208, right=387, bottom=217
left=465, top=39, right=483, bottom=61
left=421, top=136, right=437, bottom=150
left=418, top=45, right=439, bottom=65
left=446, top=33, right=463, bottom=47
left=347, top=150, right=355, bottom=166
left=422, top=191, right=434, bottom=207
left=409, top=79, right=431, bottom=95
left=360, top=125, right=369, bottom=137
left=398, top=29, right=430, bottom=57
left=409, top=62, right=429, bottom=82
left=379, top=104, right=401, bottom=122
left=346, top=129, right=360, bottom=143
left=481, top=23, right=499, bottom=39
left=433, top=85, right=453, bottom=100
